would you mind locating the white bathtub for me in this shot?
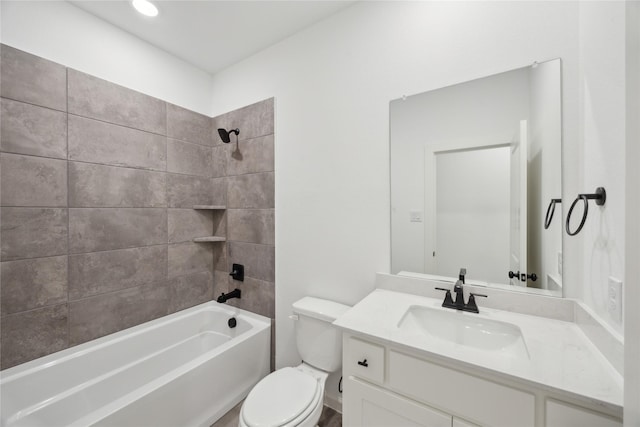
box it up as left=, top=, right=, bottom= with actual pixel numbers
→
left=0, top=302, right=271, bottom=427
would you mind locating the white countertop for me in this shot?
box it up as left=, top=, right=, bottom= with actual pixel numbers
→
left=334, top=289, right=623, bottom=412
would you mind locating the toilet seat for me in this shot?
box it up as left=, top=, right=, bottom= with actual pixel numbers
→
left=241, top=367, right=322, bottom=427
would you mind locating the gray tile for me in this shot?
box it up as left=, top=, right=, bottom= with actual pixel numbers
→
left=211, top=98, right=274, bottom=143
left=68, top=69, right=166, bottom=134
left=168, top=270, right=213, bottom=313
left=68, top=115, right=166, bottom=171
left=210, top=210, right=227, bottom=240
left=212, top=242, right=228, bottom=272
left=69, top=162, right=166, bottom=208
left=227, top=209, right=274, bottom=245
left=168, top=209, right=214, bottom=243
left=228, top=242, right=274, bottom=282
left=69, top=282, right=169, bottom=345
left=69, top=245, right=167, bottom=300
left=168, top=242, right=213, bottom=278
left=167, top=139, right=213, bottom=177
left=226, top=135, right=274, bottom=176
left=69, top=208, right=167, bottom=253
left=1, top=208, right=68, bottom=261
left=1, top=256, right=67, bottom=315
left=0, top=98, right=67, bottom=159
left=1, top=304, right=68, bottom=369
left=227, top=172, right=274, bottom=209
left=0, top=44, right=67, bottom=111
left=213, top=270, right=230, bottom=299
left=1, top=153, right=67, bottom=207
left=227, top=277, right=274, bottom=319
left=167, top=103, right=212, bottom=146
left=167, top=174, right=225, bottom=208
left=211, top=145, right=228, bottom=178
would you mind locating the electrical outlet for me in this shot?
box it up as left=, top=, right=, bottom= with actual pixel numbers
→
left=608, top=277, right=623, bottom=323
left=410, top=210, right=423, bottom=223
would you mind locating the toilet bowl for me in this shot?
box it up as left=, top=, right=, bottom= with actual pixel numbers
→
left=239, top=364, right=327, bottom=427
left=238, top=297, right=350, bottom=427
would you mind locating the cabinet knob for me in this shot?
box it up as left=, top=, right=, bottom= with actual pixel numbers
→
left=357, top=359, right=368, bottom=367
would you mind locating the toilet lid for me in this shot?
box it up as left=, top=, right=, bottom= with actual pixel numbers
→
left=242, top=367, right=320, bottom=427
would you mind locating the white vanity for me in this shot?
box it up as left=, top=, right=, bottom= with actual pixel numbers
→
left=334, top=275, right=623, bottom=427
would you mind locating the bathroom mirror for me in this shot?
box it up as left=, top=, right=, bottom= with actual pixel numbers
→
left=390, top=59, right=563, bottom=296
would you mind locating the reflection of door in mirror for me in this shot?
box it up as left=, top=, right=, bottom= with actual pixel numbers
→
left=434, top=146, right=510, bottom=285
left=509, top=120, right=528, bottom=287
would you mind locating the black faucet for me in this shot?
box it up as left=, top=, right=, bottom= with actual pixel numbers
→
left=453, top=279, right=466, bottom=310
left=217, top=288, right=241, bottom=303
left=459, top=268, right=466, bottom=284
left=435, top=268, right=487, bottom=313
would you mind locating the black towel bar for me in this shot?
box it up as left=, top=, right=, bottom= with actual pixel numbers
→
left=544, top=198, right=562, bottom=229
left=566, top=187, right=606, bottom=236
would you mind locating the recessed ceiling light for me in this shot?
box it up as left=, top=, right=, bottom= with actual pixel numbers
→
left=132, top=0, right=158, bottom=17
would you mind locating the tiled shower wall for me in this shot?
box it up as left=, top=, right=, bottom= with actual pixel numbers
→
left=0, top=44, right=275, bottom=369
left=211, top=104, right=275, bottom=318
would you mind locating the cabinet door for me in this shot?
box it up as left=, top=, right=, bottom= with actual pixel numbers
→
left=344, top=377, right=452, bottom=427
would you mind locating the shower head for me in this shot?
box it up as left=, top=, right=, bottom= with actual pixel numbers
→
left=217, top=128, right=239, bottom=144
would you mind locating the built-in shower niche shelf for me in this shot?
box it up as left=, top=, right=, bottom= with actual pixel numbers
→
left=193, top=205, right=226, bottom=210
left=193, top=236, right=226, bottom=243
left=192, top=205, right=226, bottom=243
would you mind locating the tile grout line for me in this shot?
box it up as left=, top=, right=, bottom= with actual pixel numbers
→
left=0, top=149, right=274, bottom=178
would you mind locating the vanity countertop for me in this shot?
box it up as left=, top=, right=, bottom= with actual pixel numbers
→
left=334, top=288, right=623, bottom=412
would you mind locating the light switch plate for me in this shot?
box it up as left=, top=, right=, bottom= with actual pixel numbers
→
left=608, top=277, right=623, bottom=323
left=410, top=210, right=423, bottom=223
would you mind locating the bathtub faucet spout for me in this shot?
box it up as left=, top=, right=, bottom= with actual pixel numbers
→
left=217, top=288, right=241, bottom=303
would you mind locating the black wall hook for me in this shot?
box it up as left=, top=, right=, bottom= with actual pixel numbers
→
left=544, top=198, right=562, bottom=229
left=566, top=187, right=606, bottom=236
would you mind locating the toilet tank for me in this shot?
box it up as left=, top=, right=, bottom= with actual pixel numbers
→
left=292, top=297, right=351, bottom=372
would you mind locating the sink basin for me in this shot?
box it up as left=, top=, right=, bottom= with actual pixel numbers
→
left=397, top=305, right=529, bottom=358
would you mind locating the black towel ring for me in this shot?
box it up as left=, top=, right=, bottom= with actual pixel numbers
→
left=544, top=198, right=562, bottom=229
left=566, top=187, right=606, bottom=236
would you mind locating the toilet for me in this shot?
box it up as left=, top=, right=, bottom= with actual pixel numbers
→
left=239, top=297, right=350, bottom=427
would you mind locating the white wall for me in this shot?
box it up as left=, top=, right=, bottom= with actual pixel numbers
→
left=624, top=1, right=640, bottom=424
left=0, top=1, right=213, bottom=115
left=577, top=2, right=627, bottom=334
left=208, top=1, right=583, bottom=386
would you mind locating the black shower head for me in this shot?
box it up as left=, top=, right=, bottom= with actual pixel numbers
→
left=217, top=128, right=239, bottom=143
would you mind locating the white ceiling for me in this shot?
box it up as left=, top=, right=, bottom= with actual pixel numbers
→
left=69, top=0, right=356, bottom=75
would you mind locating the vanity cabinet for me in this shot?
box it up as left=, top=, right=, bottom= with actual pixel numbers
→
left=342, top=334, right=621, bottom=427
left=345, top=377, right=452, bottom=427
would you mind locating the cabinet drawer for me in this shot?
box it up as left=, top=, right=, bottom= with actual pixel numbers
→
left=546, top=399, right=622, bottom=427
left=347, top=337, right=385, bottom=384
left=388, top=350, right=535, bottom=427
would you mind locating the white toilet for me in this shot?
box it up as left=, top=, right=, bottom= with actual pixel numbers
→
left=239, top=297, right=350, bottom=427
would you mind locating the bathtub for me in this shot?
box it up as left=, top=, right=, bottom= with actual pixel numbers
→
left=0, top=302, right=271, bottom=427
